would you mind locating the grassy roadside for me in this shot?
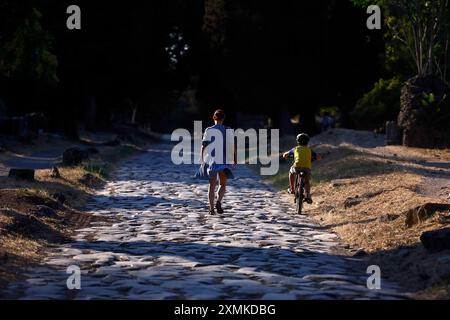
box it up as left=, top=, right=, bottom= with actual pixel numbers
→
left=0, top=132, right=152, bottom=295
left=263, top=133, right=450, bottom=299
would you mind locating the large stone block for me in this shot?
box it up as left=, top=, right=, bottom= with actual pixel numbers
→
left=62, top=148, right=89, bottom=166
left=8, top=168, right=35, bottom=181
left=421, top=228, right=450, bottom=252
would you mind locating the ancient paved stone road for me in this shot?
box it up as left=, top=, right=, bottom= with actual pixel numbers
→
left=5, top=144, right=406, bottom=299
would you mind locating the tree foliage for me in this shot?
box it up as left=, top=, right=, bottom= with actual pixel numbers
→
left=351, top=0, right=450, bottom=80
left=352, top=77, right=402, bottom=129
left=0, top=1, right=386, bottom=133
left=0, top=5, right=58, bottom=85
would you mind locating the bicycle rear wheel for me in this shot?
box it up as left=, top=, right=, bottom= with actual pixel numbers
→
left=296, top=178, right=303, bottom=215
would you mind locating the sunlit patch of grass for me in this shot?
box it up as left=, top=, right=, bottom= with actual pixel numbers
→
left=83, top=163, right=107, bottom=178
left=261, top=161, right=290, bottom=191
left=82, top=145, right=140, bottom=179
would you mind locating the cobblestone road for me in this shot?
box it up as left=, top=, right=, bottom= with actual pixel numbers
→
left=5, top=144, right=406, bottom=299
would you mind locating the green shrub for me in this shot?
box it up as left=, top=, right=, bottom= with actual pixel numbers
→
left=352, top=77, right=402, bottom=130
left=83, top=163, right=108, bottom=178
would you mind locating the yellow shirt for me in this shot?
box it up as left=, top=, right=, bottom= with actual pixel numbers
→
left=292, top=146, right=312, bottom=169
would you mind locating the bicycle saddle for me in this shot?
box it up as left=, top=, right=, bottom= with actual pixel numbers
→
left=294, top=169, right=307, bottom=176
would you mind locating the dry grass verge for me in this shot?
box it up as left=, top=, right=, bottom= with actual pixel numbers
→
left=267, top=132, right=450, bottom=299
left=311, top=145, right=450, bottom=298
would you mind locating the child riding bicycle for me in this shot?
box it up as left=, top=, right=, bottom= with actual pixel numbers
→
left=282, top=133, right=321, bottom=204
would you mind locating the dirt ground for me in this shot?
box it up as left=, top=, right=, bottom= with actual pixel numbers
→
left=0, top=188, right=95, bottom=293
left=275, top=129, right=450, bottom=299
left=0, top=129, right=151, bottom=295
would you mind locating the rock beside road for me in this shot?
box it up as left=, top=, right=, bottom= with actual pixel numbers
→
left=398, top=75, right=450, bottom=148
left=405, top=203, right=450, bottom=228
left=63, top=148, right=89, bottom=166
left=51, top=166, right=61, bottom=178
left=420, top=228, right=450, bottom=252
left=344, top=196, right=362, bottom=209
left=378, top=214, right=400, bottom=223
left=8, top=168, right=35, bottom=181
left=51, top=193, right=66, bottom=205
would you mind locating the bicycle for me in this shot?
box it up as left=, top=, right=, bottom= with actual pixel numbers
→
left=281, top=149, right=322, bottom=215
left=293, top=169, right=308, bottom=215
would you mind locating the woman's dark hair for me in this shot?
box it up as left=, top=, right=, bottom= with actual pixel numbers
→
left=213, top=109, right=225, bottom=121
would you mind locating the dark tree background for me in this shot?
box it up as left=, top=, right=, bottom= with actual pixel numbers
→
left=0, top=0, right=384, bottom=136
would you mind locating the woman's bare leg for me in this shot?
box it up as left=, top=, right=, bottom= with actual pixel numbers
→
left=217, top=171, right=228, bottom=203
left=208, top=175, right=217, bottom=211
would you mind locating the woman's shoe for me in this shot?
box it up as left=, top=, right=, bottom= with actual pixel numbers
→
left=209, top=209, right=216, bottom=215
left=215, top=201, right=224, bottom=214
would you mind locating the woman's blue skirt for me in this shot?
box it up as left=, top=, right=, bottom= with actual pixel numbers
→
left=195, top=163, right=235, bottom=181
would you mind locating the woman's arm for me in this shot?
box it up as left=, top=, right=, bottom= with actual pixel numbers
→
left=200, top=145, right=205, bottom=164
left=200, top=128, right=208, bottom=164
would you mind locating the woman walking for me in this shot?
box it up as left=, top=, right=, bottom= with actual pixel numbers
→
left=199, top=109, right=236, bottom=215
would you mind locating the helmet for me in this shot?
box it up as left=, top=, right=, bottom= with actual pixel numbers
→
left=296, top=133, right=310, bottom=146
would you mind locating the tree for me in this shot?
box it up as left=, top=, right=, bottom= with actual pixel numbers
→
left=351, top=0, right=450, bottom=81
left=0, top=6, right=58, bottom=85
left=388, top=0, right=450, bottom=80
left=351, top=0, right=450, bottom=147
